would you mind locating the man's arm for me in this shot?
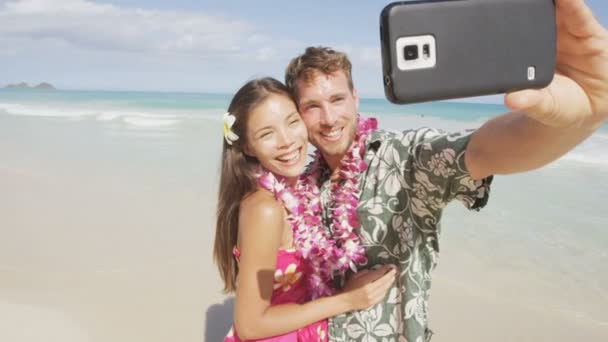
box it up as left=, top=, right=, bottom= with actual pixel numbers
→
left=466, top=0, right=608, bottom=180
left=466, top=111, right=604, bottom=180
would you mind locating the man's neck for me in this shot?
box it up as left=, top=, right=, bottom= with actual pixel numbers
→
left=324, top=154, right=345, bottom=178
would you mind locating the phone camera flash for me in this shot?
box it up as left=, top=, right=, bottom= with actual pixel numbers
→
left=527, top=66, right=536, bottom=81
left=423, top=44, right=430, bottom=59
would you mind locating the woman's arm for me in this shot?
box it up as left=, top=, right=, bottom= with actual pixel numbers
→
left=234, top=191, right=396, bottom=340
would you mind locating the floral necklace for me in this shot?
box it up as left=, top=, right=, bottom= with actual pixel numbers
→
left=256, top=116, right=377, bottom=299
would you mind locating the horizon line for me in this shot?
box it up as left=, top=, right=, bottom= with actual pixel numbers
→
left=0, top=86, right=506, bottom=105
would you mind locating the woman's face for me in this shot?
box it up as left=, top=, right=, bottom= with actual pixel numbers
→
left=245, top=93, right=308, bottom=181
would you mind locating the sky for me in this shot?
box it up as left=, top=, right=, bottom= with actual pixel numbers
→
left=1, top=0, right=608, bottom=100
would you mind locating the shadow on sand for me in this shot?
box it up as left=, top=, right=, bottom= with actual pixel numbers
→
left=204, top=297, right=234, bottom=341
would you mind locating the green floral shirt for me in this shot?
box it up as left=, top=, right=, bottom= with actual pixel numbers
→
left=321, top=127, right=492, bottom=342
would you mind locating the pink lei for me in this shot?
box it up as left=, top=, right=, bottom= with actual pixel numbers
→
left=257, top=116, right=378, bottom=299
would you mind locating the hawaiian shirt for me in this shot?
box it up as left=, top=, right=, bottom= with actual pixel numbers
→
left=321, top=127, right=493, bottom=342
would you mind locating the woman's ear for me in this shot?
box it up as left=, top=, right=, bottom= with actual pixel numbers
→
left=242, top=143, right=254, bottom=158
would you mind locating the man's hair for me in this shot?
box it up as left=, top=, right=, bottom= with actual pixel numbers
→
left=285, top=46, right=354, bottom=96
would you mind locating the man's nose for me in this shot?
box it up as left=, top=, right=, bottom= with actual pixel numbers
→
left=319, top=104, right=337, bottom=127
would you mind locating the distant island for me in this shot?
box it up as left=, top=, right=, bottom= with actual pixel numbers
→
left=3, top=82, right=56, bottom=90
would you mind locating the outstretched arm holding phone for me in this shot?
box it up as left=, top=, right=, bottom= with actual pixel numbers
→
left=466, top=0, right=608, bottom=180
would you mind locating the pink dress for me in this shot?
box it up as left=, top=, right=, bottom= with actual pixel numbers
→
left=224, top=247, right=328, bottom=342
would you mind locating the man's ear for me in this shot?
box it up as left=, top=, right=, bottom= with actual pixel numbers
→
left=353, top=88, right=359, bottom=112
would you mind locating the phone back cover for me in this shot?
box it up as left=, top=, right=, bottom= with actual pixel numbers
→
left=380, top=0, right=556, bottom=104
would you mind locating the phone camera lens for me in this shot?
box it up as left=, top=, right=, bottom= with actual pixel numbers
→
left=404, top=45, right=419, bottom=61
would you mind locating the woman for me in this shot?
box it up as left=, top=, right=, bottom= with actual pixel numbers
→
left=213, top=77, right=396, bottom=341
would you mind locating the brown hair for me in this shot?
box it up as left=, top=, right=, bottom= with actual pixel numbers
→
left=284, top=46, right=354, bottom=96
left=213, top=77, right=294, bottom=293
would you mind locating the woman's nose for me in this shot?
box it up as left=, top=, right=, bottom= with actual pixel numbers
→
left=276, top=128, right=294, bottom=149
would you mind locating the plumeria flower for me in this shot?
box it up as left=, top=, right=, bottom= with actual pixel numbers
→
left=317, top=326, right=326, bottom=340
left=273, top=264, right=302, bottom=292
left=223, top=112, right=239, bottom=145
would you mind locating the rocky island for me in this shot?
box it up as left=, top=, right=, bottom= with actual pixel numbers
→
left=3, top=82, right=56, bottom=90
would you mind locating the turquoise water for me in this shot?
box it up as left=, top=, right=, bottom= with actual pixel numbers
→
left=1, top=88, right=605, bottom=128
left=0, top=89, right=230, bottom=111
left=0, top=89, right=506, bottom=120
left=361, top=98, right=508, bottom=120
left=1, top=89, right=605, bottom=165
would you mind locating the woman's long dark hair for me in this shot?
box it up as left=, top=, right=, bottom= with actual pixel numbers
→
left=213, top=77, right=295, bottom=293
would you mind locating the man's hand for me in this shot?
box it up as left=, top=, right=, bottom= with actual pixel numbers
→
left=505, top=0, right=608, bottom=129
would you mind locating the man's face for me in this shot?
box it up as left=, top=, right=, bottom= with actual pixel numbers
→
left=294, top=71, right=358, bottom=169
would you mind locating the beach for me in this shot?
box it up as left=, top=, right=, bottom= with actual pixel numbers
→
left=1, top=91, right=607, bottom=341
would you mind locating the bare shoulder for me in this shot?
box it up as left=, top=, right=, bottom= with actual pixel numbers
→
left=239, top=189, right=285, bottom=233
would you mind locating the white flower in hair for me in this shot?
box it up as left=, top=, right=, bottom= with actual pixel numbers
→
left=223, top=112, right=239, bottom=145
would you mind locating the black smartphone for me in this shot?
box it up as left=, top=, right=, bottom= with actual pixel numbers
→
left=380, top=0, right=556, bottom=104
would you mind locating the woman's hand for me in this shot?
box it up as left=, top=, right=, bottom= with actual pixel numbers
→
left=340, top=264, right=397, bottom=311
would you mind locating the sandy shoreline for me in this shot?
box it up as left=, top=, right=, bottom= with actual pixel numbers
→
left=430, top=274, right=608, bottom=341
left=1, top=268, right=607, bottom=342
left=0, top=269, right=230, bottom=342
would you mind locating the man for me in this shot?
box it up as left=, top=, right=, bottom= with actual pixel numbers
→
left=284, top=0, right=608, bottom=340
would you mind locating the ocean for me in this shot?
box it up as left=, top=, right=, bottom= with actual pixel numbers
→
left=1, top=89, right=607, bottom=341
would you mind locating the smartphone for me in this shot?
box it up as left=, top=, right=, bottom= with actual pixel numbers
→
left=380, top=0, right=556, bottom=104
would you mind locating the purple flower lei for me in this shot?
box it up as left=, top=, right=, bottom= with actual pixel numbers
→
left=256, top=116, right=377, bottom=299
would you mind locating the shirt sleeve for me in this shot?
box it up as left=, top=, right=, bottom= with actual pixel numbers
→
left=396, top=127, right=492, bottom=211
